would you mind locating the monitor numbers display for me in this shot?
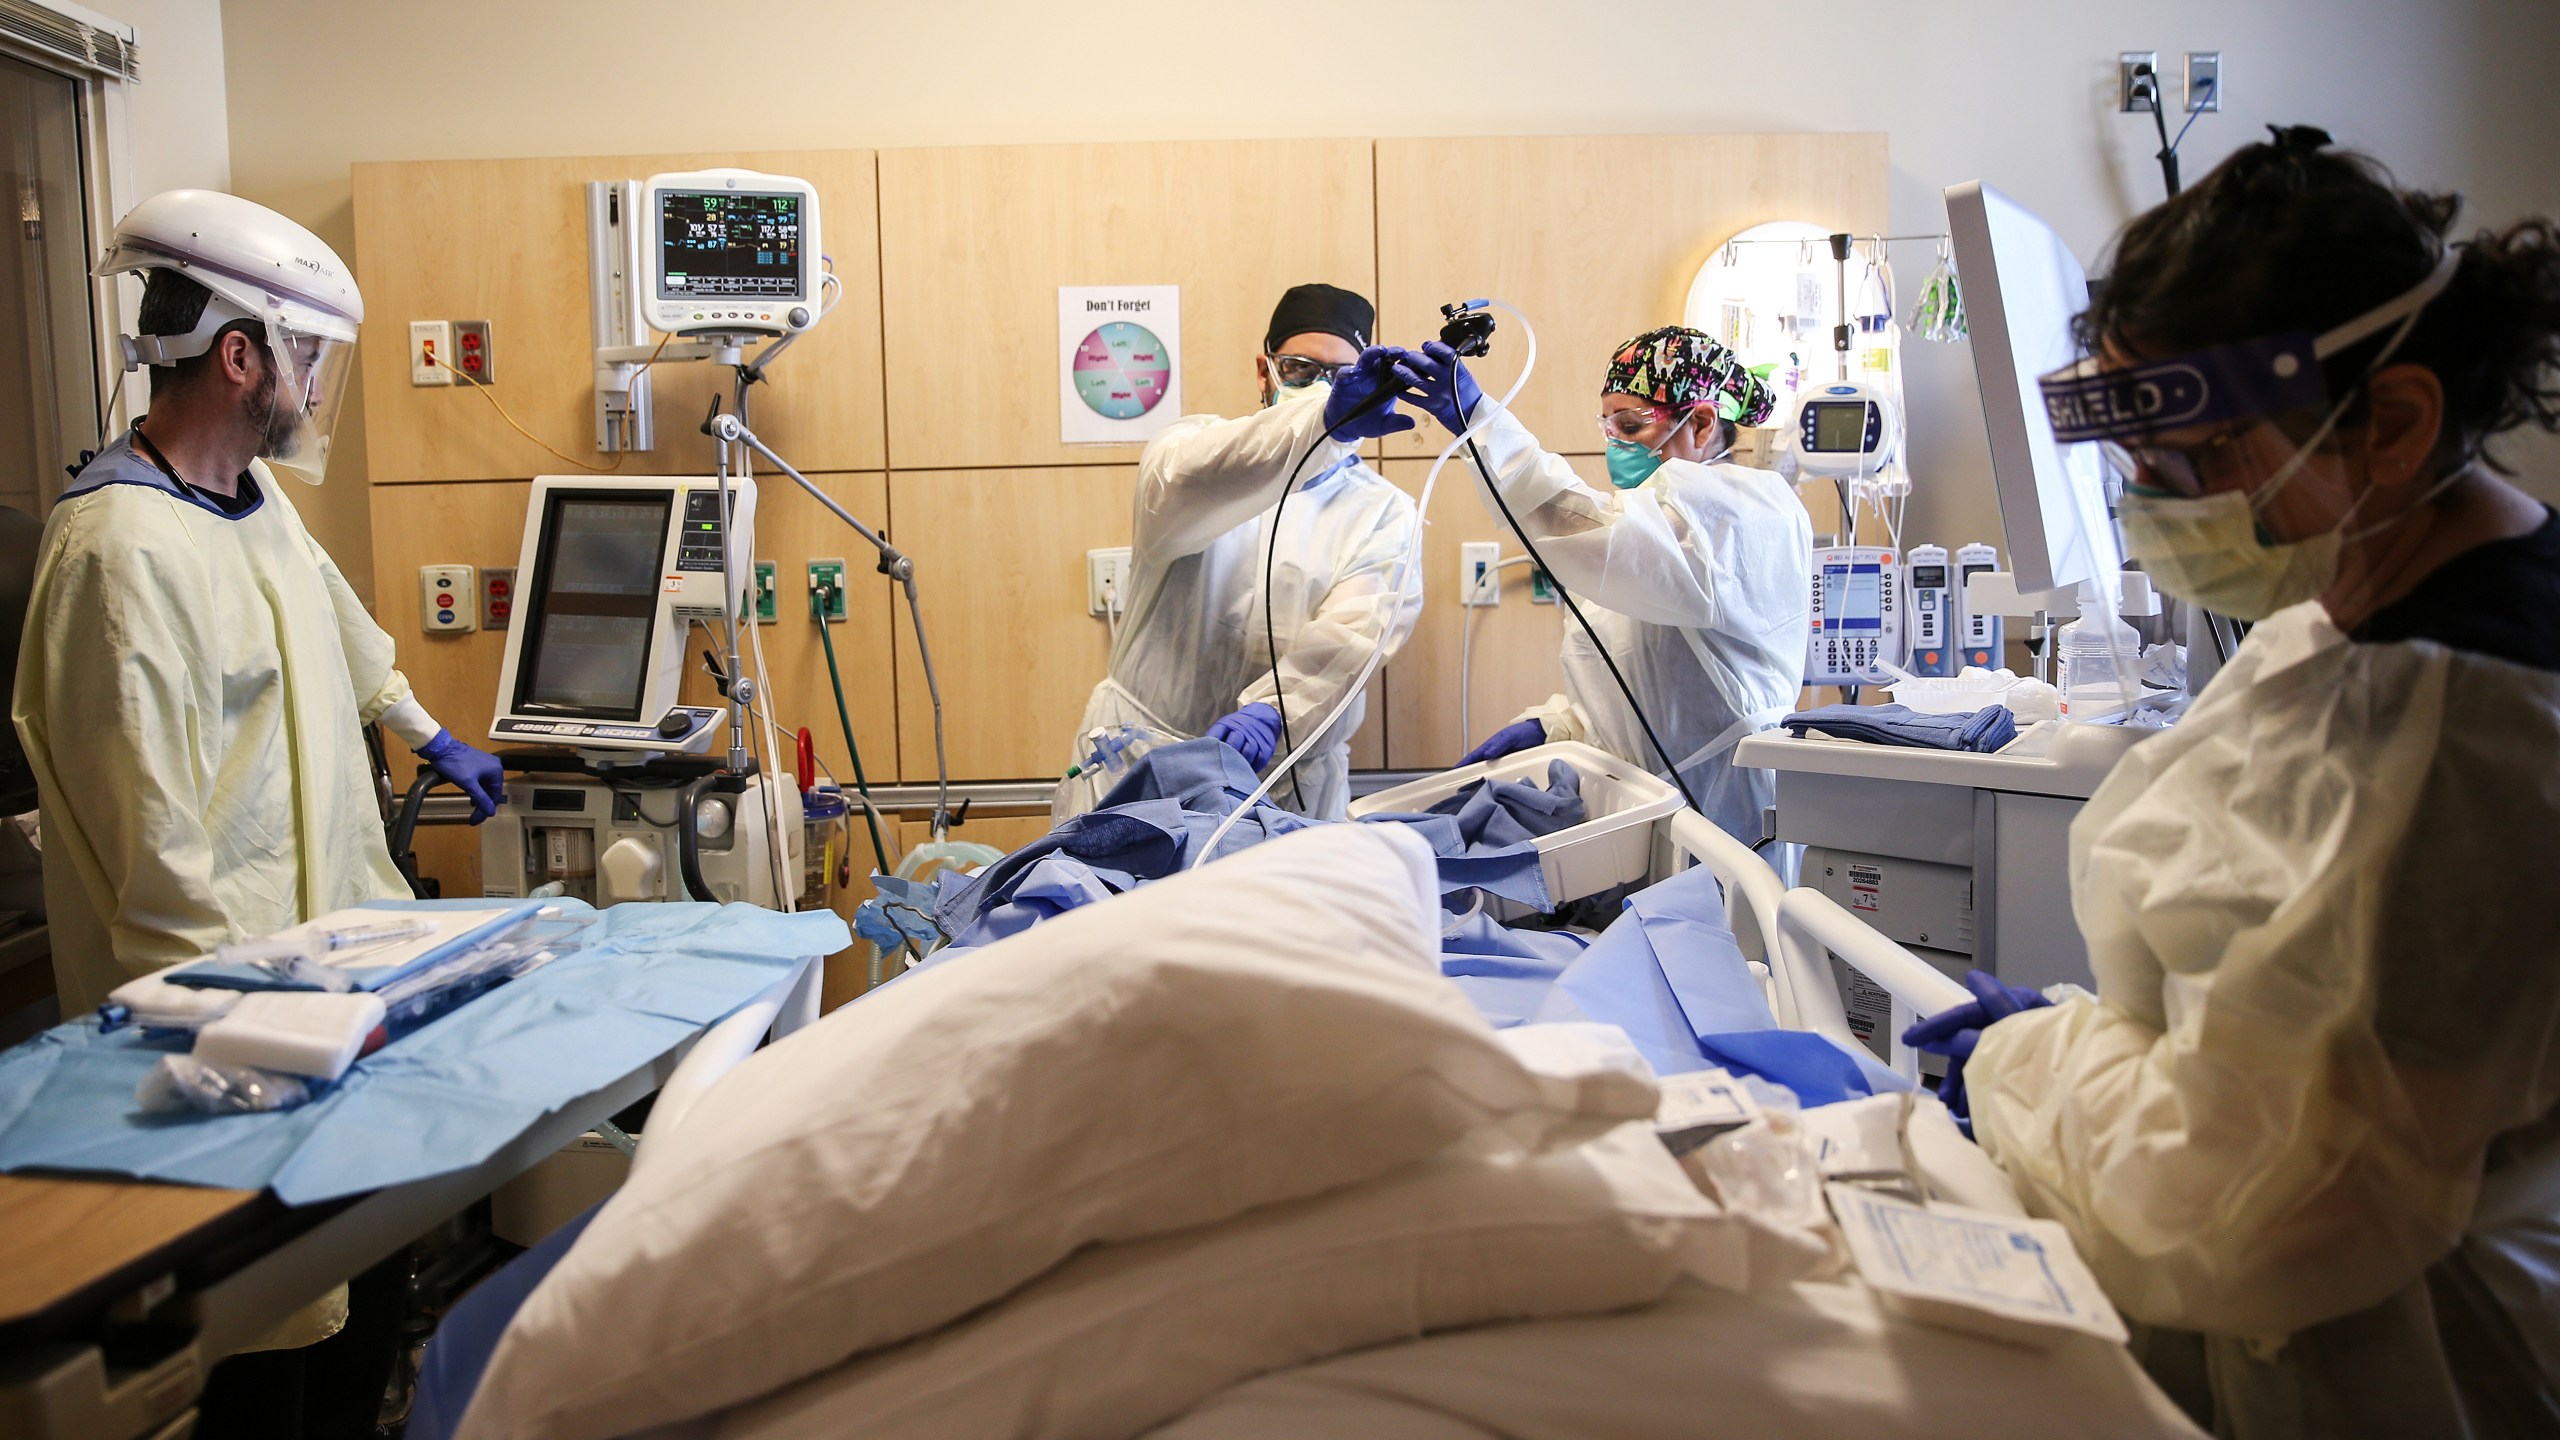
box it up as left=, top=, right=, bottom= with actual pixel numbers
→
left=657, top=190, right=804, bottom=301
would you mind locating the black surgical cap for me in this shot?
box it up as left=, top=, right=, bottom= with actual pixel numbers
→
left=1264, top=283, right=1374, bottom=354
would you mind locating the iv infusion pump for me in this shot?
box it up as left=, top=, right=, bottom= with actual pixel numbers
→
left=1905, top=544, right=1956, bottom=677
left=1789, top=381, right=1901, bottom=479
left=1805, top=546, right=1904, bottom=686
left=640, top=168, right=823, bottom=339
left=1956, top=542, right=2004, bottom=669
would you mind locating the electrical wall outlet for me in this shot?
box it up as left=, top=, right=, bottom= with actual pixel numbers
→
left=420, top=564, right=476, bottom=632
left=481, top=566, right=514, bottom=630
left=2118, top=50, right=2161, bottom=113
left=1460, top=541, right=1501, bottom=607
left=409, top=320, right=453, bottom=386
left=452, top=320, right=494, bottom=385
left=2184, top=51, right=2221, bottom=112
left=753, top=561, right=778, bottom=623
left=806, top=558, right=847, bottom=621
left=1087, top=546, right=1132, bottom=617
left=1529, top=565, right=1557, bottom=605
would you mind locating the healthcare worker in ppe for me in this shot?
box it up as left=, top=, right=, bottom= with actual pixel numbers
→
left=16, top=189, right=507, bottom=1020
left=1403, top=327, right=1811, bottom=847
left=1067, top=283, right=1424, bottom=820
left=1906, top=129, right=2560, bottom=1438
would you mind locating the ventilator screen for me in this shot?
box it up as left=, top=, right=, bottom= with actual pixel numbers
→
left=520, top=495, right=671, bottom=720
left=657, top=190, right=804, bottom=301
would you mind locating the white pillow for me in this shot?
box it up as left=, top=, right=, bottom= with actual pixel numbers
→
left=462, top=824, right=1657, bottom=1440
left=696, top=1122, right=1722, bottom=1440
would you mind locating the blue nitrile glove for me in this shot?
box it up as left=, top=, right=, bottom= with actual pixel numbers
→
left=1459, top=718, right=1546, bottom=766
left=1389, top=340, right=1486, bottom=436
left=418, top=728, right=508, bottom=823
left=1321, top=347, right=1420, bottom=441
left=1900, top=969, right=2052, bottom=1128
left=1205, top=703, right=1285, bottom=770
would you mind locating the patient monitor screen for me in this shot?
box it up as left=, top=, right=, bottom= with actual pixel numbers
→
left=657, top=190, right=805, bottom=301
left=520, top=494, right=671, bottom=720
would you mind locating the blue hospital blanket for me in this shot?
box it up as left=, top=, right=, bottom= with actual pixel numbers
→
left=0, top=900, right=848, bottom=1204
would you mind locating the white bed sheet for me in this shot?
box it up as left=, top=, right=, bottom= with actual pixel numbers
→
left=1146, top=1274, right=2208, bottom=1440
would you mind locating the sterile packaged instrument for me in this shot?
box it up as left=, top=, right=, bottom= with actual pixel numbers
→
left=135, top=1055, right=313, bottom=1116
left=1805, top=546, right=1905, bottom=686
left=1826, top=1182, right=2129, bottom=1348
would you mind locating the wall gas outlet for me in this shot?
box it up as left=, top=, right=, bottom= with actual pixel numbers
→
left=753, top=561, right=778, bottom=623
left=409, top=320, right=453, bottom=386
left=1460, top=542, right=1501, bottom=607
left=1087, top=546, right=1132, bottom=617
left=1529, top=565, right=1557, bottom=605
left=807, top=559, right=848, bottom=621
left=2184, top=51, right=2221, bottom=112
left=453, top=320, right=494, bottom=384
left=420, top=564, right=476, bottom=631
left=2118, top=50, right=2161, bottom=113
left=481, top=566, right=515, bottom=630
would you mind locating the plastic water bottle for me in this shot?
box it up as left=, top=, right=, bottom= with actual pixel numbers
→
left=2055, top=583, right=2142, bottom=724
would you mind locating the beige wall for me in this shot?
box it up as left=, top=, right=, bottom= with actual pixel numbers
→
left=213, top=0, right=2560, bottom=599
left=93, top=0, right=231, bottom=198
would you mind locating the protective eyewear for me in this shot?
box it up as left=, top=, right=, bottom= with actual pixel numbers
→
left=1265, top=353, right=1347, bottom=389
left=1598, top=405, right=1684, bottom=444
left=2099, top=424, right=2257, bottom=500
left=2038, top=248, right=2462, bottom=448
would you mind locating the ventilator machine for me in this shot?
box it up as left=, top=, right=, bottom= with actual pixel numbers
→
left=478, top=473, right=802, bottom=908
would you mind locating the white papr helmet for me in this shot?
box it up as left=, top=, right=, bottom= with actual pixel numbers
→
left=98, top=189, right=364, bottom=484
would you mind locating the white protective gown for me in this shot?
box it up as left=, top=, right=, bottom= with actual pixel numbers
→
left=1071, top=391, right=1423, bottom=822
left=1468, top=400, right=1811, bottom=846
left=1968, top=600, right=2560, bottom=1438
left=16, top=434, right=427, bottom=1015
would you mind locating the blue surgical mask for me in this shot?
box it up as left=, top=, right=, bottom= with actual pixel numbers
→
left=1606, top=436, right=1665, bottom=489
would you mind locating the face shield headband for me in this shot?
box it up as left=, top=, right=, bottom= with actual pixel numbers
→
left=2036, top=247, right=2463, bottom=446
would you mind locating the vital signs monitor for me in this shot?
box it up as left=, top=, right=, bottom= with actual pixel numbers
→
left=489, top=475, right=756, bottom=754
left=640, top=169, right=823, bottom=338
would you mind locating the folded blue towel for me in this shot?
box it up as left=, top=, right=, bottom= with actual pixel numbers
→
left=1781, top=703, right=2018, bottom=754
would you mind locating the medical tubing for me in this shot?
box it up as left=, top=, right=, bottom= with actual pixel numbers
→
left=1464, top=433, right=1702, bottom=814
left=735, top=436, right=799, bottom=912
left=675, top=777, right=717, bottom=902
left=743, top=615, right=798, bottom=912
left=1193, top=305, right=1540, bottom=869
left=722, top=420, right=956, bottom=838
left=815, top=587, right=894, bottom=873
left=1260, top=382, right=1405, bottom=810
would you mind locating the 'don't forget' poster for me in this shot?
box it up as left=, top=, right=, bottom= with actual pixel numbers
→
left=1059, top=285, right=1180, bottom=445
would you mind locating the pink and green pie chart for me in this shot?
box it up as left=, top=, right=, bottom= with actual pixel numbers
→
left=1072, top=321, right=1172, bottom=419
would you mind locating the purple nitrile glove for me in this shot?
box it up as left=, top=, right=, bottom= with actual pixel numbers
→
left=1459, top=718, right=1546, bottom=767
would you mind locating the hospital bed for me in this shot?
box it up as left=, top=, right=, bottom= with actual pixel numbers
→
left=408, top=806, right=2201, bottom=1440
left=0, top=954, right=823, bottom=1440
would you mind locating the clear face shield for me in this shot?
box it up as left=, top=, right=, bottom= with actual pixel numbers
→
left=253, top=307, right=358, bottom=485
left=2033, top=249, right=2463, bottom=620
